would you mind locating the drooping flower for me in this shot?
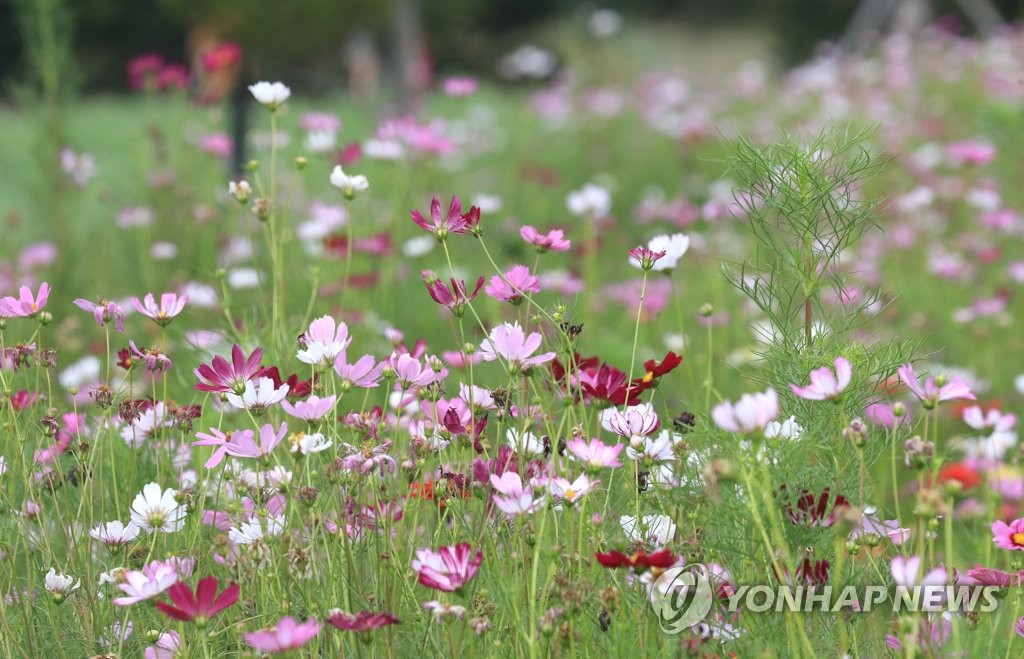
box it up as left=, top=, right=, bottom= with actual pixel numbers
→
left=412, top=543, right=483, bottom=592
left=478, top=322, right=556, bottom=372
left=330, top=165, right=369, bottom=199
left=484, top=265, right=540, bottom=304
left=897, top=363, right=976, bottom=409
left=131, top=292, right=188, bottom=327
left=194, top=344, right=263, bottom=394
left=992, top=518, right=1024, bottom=551
left=155, top=576, right=240, bottom=623
left=243, top=616, right=321, bottom=654
left=790, top=357, right=852, bottom=401
left=0, top=282, right=50, bottom=318
left=74, top=298, right=126, bottom=332
left=712, top=388, right=779, bottom=434
left=130, top=483, right=186, bottom=534
left=327, top=610, right=400, bottom=632
left=248, top=81, right=291, bottom=110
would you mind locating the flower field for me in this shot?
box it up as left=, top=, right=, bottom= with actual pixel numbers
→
left=3, top=20, right=1024, bottom=658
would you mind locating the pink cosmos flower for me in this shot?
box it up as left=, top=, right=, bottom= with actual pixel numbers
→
left=992, top=518, right=1024, bottom=551
left=790, top=357, right=852, bottom=401
left=490, top=472, right=545, bottom=515
left=193, top=423, right=288, bottom=469
left=566, top=438, right=624, bottom=469
left=340, top=440, right=397, bottom=475
left=297, top=315, right=352, bottom=367
left=144, top=631, right=181, bottom=659
left=1016, top=617, right=1024, bottom=638
left=627, top=246, right=667, bottom=271
left=280, top=395, right=336, bottom=423
left=243, top=616, right=322, bottom=654
left=601, top=403, right=660, bottom=441
left=194, top=344, right=263, bottom=394
left=410, top=195, right=471, bottom=240
left=960, top=565, right=1022, bottom=587
left=478, top=322, right=555, bottom=372
left=113, top=561, right=181, bottom=606
left=73, top=298, right=126, bottom=332
left=712, top=389, right=779, bottom=434
left=393, top=354, right=440, bottom=389
left=0, top=282, right=50, bottom=318
left=484, top=265, right=540, bottom=303
left=328, top=610, right=400, bottom=632
left=131, top=292, right=188, bottom=327
left=890, top=555, right=947, bottom=610
left=412, top=543, right=483, bottom=592
left=520, top=226, right=571, bottom=252
left=897, top=363, right=976, bottom=409
left=442, top=76, right=478, bottom=96
left=334, top=353, right=382, bottom=389
left=426, top=277, right=485, bottom=317
left=549, top=474, right=599, bottom=504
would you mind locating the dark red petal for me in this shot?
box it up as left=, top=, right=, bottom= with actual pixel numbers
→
left=209, top=582, right=240, bottom=615
left=155, top=602, right=194, bottom=622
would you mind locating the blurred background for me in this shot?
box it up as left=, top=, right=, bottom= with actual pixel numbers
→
left=3, top=0, right=1024, bottom=102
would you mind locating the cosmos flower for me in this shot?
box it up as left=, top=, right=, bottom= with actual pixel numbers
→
left=243, top=617, right=321, bottom=653
left=330, top=165, right=369, bottom=199
left=129, top=483, right=186, bottom=534
left=155, top=576, right=240, bottom=623
left=566, top=437, right=624, bottom=469
left=193, top=423, right=288, bottom=469
left=566, top=183, right=611, bottom=218
left=226, top=377, right=289, bottom=415
left=632, top=234, right=690, bottom=271
left=89, top=520, right=142, bottom=548
left=712, top=388, right=779, bottom=434
left=328, top=610, right=400, bottom=632
left=426, top=277, right=485, bottom=317
left=620, top=514, right=676, bottom=547
left=113, top=561, right=181, bottom=606
left=280, top=395, right=336, bottom=423
left=410, top=195, right=472, bottom=241
left=520, top=226, right=571, bottom=252
left=490, top=472, right=545, bottom=516
left=484, top=266, right=540, bottom=304
left=0, top=282, right=50, bottom=318
left=601, top=403, right=661, bottom=443
left=790, top=357, right=852, bottom=401
left=478, top=322, right=555, bottom=372
left=297, top=316, right=352, bottom=367
left=627, top=246, right=668, bottom=271
left=992, top=518, right=1024, bottom=551
left=194, top=344, right=263, bottom=394
left=412, top=543, right=483, bottom=592
left=334, top=353, right=382, bottom=389
left=131, top=292, right=188, bottom=327
left=897, top=363, right=976, bottom=409
left=248, top=81, right=291, bottom=110
left=43, top=568, right=80, bottom=601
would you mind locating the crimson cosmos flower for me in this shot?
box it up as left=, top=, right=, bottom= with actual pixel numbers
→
left=327, top=610, right=400, bottom=632
left=194, top=344, right=264, bottom=394
left=629, top=351, right=683, bottom=390
left=425, top=277, right=485, bottom=317
left=155, top=576, right=239, bottom=624
left=595, top=547, right=678, bottom=571
left=780, top=485, right=851, bottom=528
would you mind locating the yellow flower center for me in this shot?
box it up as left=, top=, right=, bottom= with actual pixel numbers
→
left=642, top=371, right=654, bottom=383
left=1012, top=533, right=1024, bottom=546
left=289, top=432, right=305, bottom=449
left=564, top=489, right=577, bottom=500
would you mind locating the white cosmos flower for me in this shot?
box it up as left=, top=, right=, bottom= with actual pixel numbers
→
left=764, top=415, right=803, bottom=440
left=248, top=81, right=291, bottom=110
left=129, top=483, right=186, bottom=534
left=620, top=514, right=676, bottom=546
left=89, top=520, right=142, bottom=547
left=506, top=428, right=545, bottom=456
left=229, top=515, right=286, bottom=545
left=330, top=165, right=369, bottom=199
left=44, top=568, right=80, bottom=599
left=566, top=183, right=611, bottom=219
left=226, top=377, right=289, bottom=414
left=290, top=432, right=333, bottom=455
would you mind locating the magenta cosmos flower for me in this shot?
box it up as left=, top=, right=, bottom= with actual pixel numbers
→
left=132, top=292, right=188, bottom=327
left=244, top=616, right=321, bottom=654
left=791, top=357, right=852, bottom=401
left=0, top=282, right=50, bottom=318
left=897, top=363, right=976, bottom=410
left=478, top=322, right=555, bottom=372
left=520, top=225, right=571, bottom=252
left=992, top=518, right=1024, bottom=551
left=74, top=298, right=126, bottom=332
left=426, top=277, right=484, bottom=317
left=410, top=195, right=472, bottom=241
left=194, top=344, right=263, bottom=394
left=155, top=576, right=239, bottom=623
left=484, top=265, right=540, bottom=304
left=327, top=610, right=400, bottom=632
left=412, top=542, right=483, bottom=592
left=627, top=246, right=667, bottom=271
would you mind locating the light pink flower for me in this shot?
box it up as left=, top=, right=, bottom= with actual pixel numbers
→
left=897, top=363, right=976, bottom=409
left=192, top=423, right=287, bottom=469
left=243, top=616, right=321, bottom=654
left=520, top=226, right=571, bottom=252
left=73, top=298, right=126, bottom=332
left=992, top=518, right=1024, bottom=551
left=280, top=395, right=336, bottom=423
left=549, top=474, right=599, bottom=504
left=113, top=562, right=180, bottom=606
left=442, top=76, right=478, bottom=96
left=478, top=322, right=555, bottom=372
left=712, top=389, right=779, bottom=434
left=566, top=437, right=624, bottom=469
left=0, top=282, right=50, bottom=318
left=393, top=354, right=440, bottom=389
left=601, top=403, right=660, bottom=441
left=490, top=472, right=544, bottom=515
left=297, top=315, right=352, bottom=367
left=334, top=353, right=382, bottom=389
left=131, top=292, right=188, bottom=327
left=412, top=543, right=482, bottom=592
left=790, top=357, right=852, bottom=401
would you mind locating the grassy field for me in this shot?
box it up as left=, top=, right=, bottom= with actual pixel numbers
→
left=1, top=18, right=1024, bottom=658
